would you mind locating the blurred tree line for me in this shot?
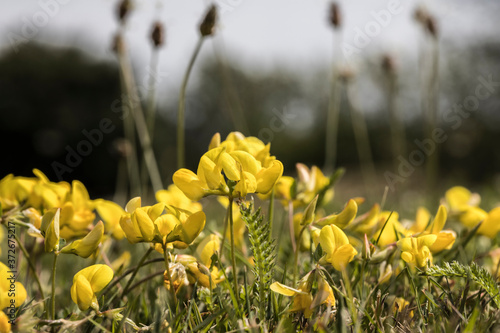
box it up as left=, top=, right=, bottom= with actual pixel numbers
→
left=1, top=41, right=499, bottom=199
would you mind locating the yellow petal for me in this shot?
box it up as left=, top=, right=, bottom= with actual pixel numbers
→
left=165, top=211, right=206, bottom=245
left=71, top=274, right=94, bottom=311
left=331, top=244, right=358, bottom=271
left=94, top=199, right=125, bottom=239
left=429, top=205, right=447, bottom=233
left=196, top=234, right=220, bottom=267
left=75, top=264, right=114, bottom=293
left=445, top=186, right=471, bottom=212
left=173, top=169, right=206, bottom=201
left=316, top=199, right=358, bottom=228
left=256, top=160, right=283, bottom=194
left=459, top=206, right=488, bottom=228
left=134, top=208, right=155, bottom=242
left=270, top=282, right=304, bottom=296
left=0, top=311, right=11, bottom=333
left=60, top=221, right=104, bottom=258
left=199, top=155, right=222, bottom=190
left=208, top=132, right=221, bottom=150
left=411, top=207, right=430, bottom=233
left=125, top=197, right=141, bottom=213
left=230, top=151, right=260, bottom=176
left=429, top=230, right=456, bottom=252
left=44, top=208, right=60, bottom=252
left=478, top=207, right=500, bottom=239
left=220, top=152, right=240, bottom=181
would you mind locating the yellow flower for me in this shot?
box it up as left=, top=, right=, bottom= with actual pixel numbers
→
left=119, top=198, right=164, bottom=244
left=41, top=208, right=60, bottom=252
left=397, top=234, right=437, bottom=268
left=0, top=174, right=35, bottom=210
left=459, top=206, right=488, bottom=228
left=315, top=199, right=358, bottom=228
left=0, top=311, right=10, bottom=333
left=392, top=297, right=413, bottom=317
left=70, top=264, right=113, bottom=311
left=294, top=164, right=333, bottom=208
left=372, top=211, right=405, bottom=247
left=60, top=221, right=104, bottom=258
left=94, top=199, right=126, bottom=240
left=477, top=207, right=500, bottom=239
left=426, top=206, right=456, bottom=252
left=318, top=224, right=358, bottom=271
left=156, top=184, right=202, bottom=213
left=173, top=146, right=283, bottom=200
left=58, top=180, right=96, bottom=240
left=27, top=169, right=70, bottom=210
left=445, top=186, right=480, bottom=213
left=0, top=262, right=27, bottom=309
left=350, top=203, right=380, bottom=237
left=270, top=271, right=335, bottom=318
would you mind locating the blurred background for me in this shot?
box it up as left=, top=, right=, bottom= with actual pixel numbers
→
left=1, top=0, right=500, bottom=208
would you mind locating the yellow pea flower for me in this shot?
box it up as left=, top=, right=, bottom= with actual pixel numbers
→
left=294, top=164, right=334, bottom=208
left=194, top=235, right=225, bottom=288
left=318, top=224, right=358, bottom=271
left=392, top=297, right=413, bottom=317
left=27, top=169, right=70, bottom=210
left=173, top=146, right=283, bottom=200
left=445, top=186, right=480, bottom=213
left=0, top=262, right=27, bottom=309
left=0, top=311, right=10, bottom=333
left=426, top=205, right=456, bottom=252
left=372, top=211, right=405, bottom=247
left=70, top=264, right=113, bottom=311
left=59, top=180, right=96, bottom=240
left=477, top=207, right=500, bottom=239
left=60, top=221, right=104, bottom=258
left=270, top=271, right=335, bottom=318
left=315, top=199, right=358, bottom=228
left=94, top=199, right=125, bottom=240
left=158, top=210, right=206, bottom=249
left=41, top=208, right=60, bottom=252
left=119, top=198, right=164, bottom=244
left=459, top=206, right=488, bottom=228
left=397, top=234, right=437, bottom=268
left=0, top=174, right=36, bottom=210
left=156, top=184, right=202, bottom=213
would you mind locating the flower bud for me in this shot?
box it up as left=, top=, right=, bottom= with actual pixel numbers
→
left=199, top=5, right=217, bottom=37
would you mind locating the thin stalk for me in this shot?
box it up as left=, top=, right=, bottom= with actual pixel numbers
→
left=140, top=49, right=160, bottom=196
left=121, top=247, right=153, bottom=298
left=345, top=79, right=378, bottom=198
left=162, top=243, right=178, bottom=307
left=228, top=197, right=240, bottom=307
left=51, top=251, right=60, bottom=320
left=268, top=187, right=275, bottom=242
left=324, top=31, right=343, bottom=172
left=293, top=226, right=307, bottom=286
left=116, top=35, right=164, bottom=193
left=288, top=200, right=296, bottom=253
left=177, top=37, right=205, bottom=169
left=219, top=199, right=231, bottom=258
left=425, top=38, right=440, bottom=199
left=386, top=69, right=406, bottom=172
left=14, top=232, right=45, bottom=314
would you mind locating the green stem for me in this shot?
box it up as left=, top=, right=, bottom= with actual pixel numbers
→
left=51, top=251, right=59, bottom=320
left=162, top=243, right=178, bottom=307
left=268, top=187, right=275, bottom=242
left=121, top=247, right=153, bottom=298
left=218, top=198, right=231, bottom=257
left=292, top=226, right=307, bottom=286
left=177, top=37, right=205, bottom=169
left=13, top=232, right=46, bottom=314
left=228, top=197, right=240, bottom=307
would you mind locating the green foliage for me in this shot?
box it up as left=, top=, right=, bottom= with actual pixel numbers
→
left=240, top=201, right=276, bottom=322
left=423, top=261, right=500, bottom=308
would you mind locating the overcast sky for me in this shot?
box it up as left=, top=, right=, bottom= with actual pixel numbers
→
left=1, top=0, right=499, bottom=101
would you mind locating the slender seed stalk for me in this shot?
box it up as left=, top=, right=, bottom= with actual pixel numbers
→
left=177, top=37, right=205, bottom=169
left=345, top=78, right=378, bottom=198
left=228, top=197, right=240, bottom=306
left=116, top=33, right=164, bottom=193
left=140, top=49, right=160, bottom=196
left=121, top=247, right=153, bottom=298
left=51, top=251, right=59, bottom=320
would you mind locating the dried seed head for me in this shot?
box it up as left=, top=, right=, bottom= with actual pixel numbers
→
left=413, top=7, right=428, bottom=25
left=199, top=5, right=217, bottom=37
left=329, top=2, right=341, bottom=29
left=426, top=16, right=438, bottom=38
left=151, top=22, right=165, bottom=48
left=111, top=33, right=125, bottom=54
left=382, top=54, right=396, bottom=74
left=117, top=0, right=131, bottom=23
left=112, top=138, right=132, bottom=158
